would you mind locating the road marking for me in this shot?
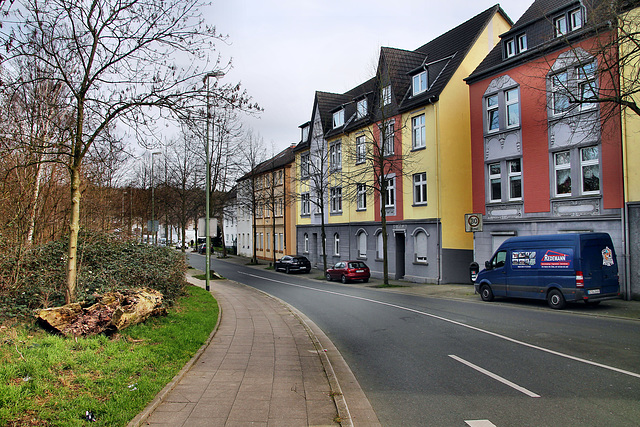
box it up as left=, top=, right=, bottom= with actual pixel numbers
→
left=449, top=355, right=540, bottom=398
left=238, top=271, right=640, bottom=380
left=465, top=421, right=496, bottom=427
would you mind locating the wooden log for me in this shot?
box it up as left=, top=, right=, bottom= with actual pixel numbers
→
left=36, top=288, right=165, bottom=337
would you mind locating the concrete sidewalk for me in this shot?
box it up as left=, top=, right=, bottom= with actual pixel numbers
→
left=129, top=275, right=381, bottom=427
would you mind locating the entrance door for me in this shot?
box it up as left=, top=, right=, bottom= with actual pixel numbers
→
left=395, top=233, right=405, bottom=280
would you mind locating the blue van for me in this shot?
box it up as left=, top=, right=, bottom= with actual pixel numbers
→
left=474, top=233, right=620, bottom=309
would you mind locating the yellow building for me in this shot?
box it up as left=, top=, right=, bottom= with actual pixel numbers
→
left=294, top=5, right=512, bottom=283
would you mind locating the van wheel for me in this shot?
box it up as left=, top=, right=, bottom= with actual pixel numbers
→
left=480, top=285, right=494, bottom=302
left=547, top=289, right=566, bottom=309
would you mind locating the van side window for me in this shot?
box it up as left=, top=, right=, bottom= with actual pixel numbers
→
left=493, top=250, right=507, bottom=268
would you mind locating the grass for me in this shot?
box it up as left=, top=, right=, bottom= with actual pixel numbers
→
left=0, top=285, right=218, bottom=426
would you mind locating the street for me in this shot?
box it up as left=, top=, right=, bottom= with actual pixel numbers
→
left=188, top=253, right=640, bottom=426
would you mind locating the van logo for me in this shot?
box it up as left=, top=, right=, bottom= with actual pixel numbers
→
left=602, top=247, right=614, bottom=267
left=541, top=250, right=571, bottom=268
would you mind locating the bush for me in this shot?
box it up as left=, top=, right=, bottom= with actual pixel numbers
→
left=0, top=231, right=188, bottom=321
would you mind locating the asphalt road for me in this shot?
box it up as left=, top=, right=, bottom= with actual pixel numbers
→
left=188, top=254, right=640, bottom=426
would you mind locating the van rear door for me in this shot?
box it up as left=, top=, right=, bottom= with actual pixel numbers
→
left=580, top=235, right=619, bottom=297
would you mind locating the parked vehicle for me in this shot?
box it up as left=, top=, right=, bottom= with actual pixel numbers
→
left=274, top=255, right=311, bottom=274
left=326, top=261, right=370, bottom=283
left=474, top=233, right=620, bottom=309
left=198, top=243, right=206, bottom=254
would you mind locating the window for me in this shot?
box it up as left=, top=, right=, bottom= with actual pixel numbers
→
left=301, top=125, right=309, bottom=142
left=570, top=9, right=583, bottom=30
left=508, top=159, right=522, bottom=200
left=412, top=71, right=427, bottom=95
left=412, top=114, right=425, bottom=149
left=333, top=109, right=344, bottom=128
left=383, top=177, right=395, bottom=208
left=413, top=172, right=427, bottom=205
left=357, top=184, right=367, bottom=210
left=489, top=163, right=501, bottom=202
left=554, top=15, right=567, bottom=37
left=376, top=232, right=384, bottom=259
left=330, top=187, right=342, bottom=213
left=357, top=98, right=367, bottom=119
left=552, top=71, right=570, bottom=115
left=577, top=62, right=597, bottom=110
left=505, top=88, right=519, bottom=128
left=279, top=233, right=283, bottom=252
left=554, top=151, right=571, bottom=196
left=383, top=121, right=394, bottom=156
left=301, top=153, right=310, bottom=178
left=301, top=193, right=310, bottom=215
left=357, top=231, right=367, bottom=257
left=382, top=85, right=391, bottom=105
left=303, top=233, right=309, bottom=253
left=266, top=233, right=270, bottom=251
left=505, top=39, right=515, bottom=58
left=414, top=231, right=427, bottom=263
left=517, top=34, right=527, bottom=52
left=356, top=136, right=366, bottom=163
left=581, top=146, right=600, bottom=194
left=487, top=94, right=499, bottom=132
left=334, top=233, right=340, bottom=255
left=330, top=142, right=342, bottom=170
left=491, top=250, right=507, bottom=268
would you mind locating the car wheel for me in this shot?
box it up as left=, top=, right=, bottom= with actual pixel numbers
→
left=547, top=289, right=566, bottom=309
left=326, top=273, right=332, bottom=281
left=585, top=300, right=601, bottom=307
left=341, top=275, right=347, bottom=284
left=286, top=266, right=290, bottom=274
left=363, top=278, right=369, bottom=283
left=480, top=284, right=494, bottom=302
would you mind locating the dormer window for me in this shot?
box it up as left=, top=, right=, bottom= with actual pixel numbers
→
left=382, top=85, right=391, bottom=105
left=412, top=71, right=428, bottom=96
left=356, top=98, right=368, bottom=119
left=505, top=39, right=515, bottom=58
left=333, top=109, right=344, bottom=128
left=301, top=125, right=309, bottom=142
left=555, top=8, right=583, bottom=37
left=517, top=34, right=527, bottom=52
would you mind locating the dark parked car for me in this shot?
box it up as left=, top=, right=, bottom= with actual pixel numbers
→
left=198, top=243, right=206, bottom=254
left=274, top=255, right=311, bottom=274
left=326, top=261, right=370, bottom=283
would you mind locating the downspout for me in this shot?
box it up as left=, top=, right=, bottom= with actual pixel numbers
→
left=434, top=97, right=442, bottom=285
left=621, top=98, right=631, bottom=300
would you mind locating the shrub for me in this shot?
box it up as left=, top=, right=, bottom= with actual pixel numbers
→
left=0, top=230, right=187, bottom=321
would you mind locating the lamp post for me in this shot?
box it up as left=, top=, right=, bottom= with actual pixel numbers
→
left=203, top=71, right=224, bottom=292
left=151, top=151, right=161, bottom=245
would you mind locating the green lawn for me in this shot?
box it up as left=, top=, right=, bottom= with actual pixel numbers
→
left=0, top=285, right=218, bottom=426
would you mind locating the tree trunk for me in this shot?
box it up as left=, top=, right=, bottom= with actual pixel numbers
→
left=65, top=165, right=82, bottom=304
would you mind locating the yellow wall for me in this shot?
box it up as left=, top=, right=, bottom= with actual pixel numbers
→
left=622, top=7, right=640, bottom=202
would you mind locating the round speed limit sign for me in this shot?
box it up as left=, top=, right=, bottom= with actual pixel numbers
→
left=467, top=214, right=480, bottom=227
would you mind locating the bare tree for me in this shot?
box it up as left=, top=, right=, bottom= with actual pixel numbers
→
left=0, top=0, right=257, bottom=303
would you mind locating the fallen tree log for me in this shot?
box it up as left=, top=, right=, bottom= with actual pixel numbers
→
left=36, top=288, right=166, bottom=337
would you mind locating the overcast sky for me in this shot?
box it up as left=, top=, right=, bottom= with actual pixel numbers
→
left=209, top=1, right=532, bottom=153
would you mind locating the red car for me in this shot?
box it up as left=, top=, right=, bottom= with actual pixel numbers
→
left=326, top=261, right=370, bottom=283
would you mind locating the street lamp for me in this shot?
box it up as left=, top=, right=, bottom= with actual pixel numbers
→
left=151, top=151, right=161, bottom=245
left=203, top=71, right=224, bottom=292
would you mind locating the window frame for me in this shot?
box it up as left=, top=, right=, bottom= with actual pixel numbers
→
left=357, top=231, right=367, bottom=258
left=356, top=98, right=368, bottom=119
left=334, top=233, right=340, bottom=256
left=412, top=71, right=428, bottom=96
left=554, top=150, right=572, bottom=197
left=554, top=15, right=568, bottom=37
left=489, top=162, right=502, bottom=202
left=517, top=34, right=527, bottom=52
left=505, top=38, right=515, bottom=58
left=505, top=88, right=520, bottom=128
left=301, top=192, right=310, bottom=215
left=382, top=85, right=391, bottom=106
left=412, top=114, right=426, bottom=149
left=383, top=176, right=396, bottom=208
left=508, top=159, right=522, bottom=201
left=486, top=94, right=499, bottom=132
left=330, top=187, right=342, bottom=213
left=580, top=146, right=600, bottom=195
left=551, top=71, right=570, bottom=115
left=383, top=121, right=394, bottom=156
left=356, top=135, right=366, bottom=164
left=413, top=172, right=427, bottom=205
left=357, top=183, right=367, bottom=210
left=330, top=142, right=342, bottom=170
left=414, top=231, right=428, bottom=263
left=332, top=109, right=345, bottom=128
left=300, top=153, right=310, bottom=178
left=303, top=233, right=309, bottom=253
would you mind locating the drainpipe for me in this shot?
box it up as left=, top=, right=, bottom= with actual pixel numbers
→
left=621, top=98, right=631, bottom=300
left=434, top=98, right=442, bottom=285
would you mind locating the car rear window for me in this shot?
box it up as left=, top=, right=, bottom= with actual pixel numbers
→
left=349, top=262, right=366, bottom=268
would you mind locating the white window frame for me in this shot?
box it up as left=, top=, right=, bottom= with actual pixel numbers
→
left=508, top=159, right=522, bottom=201
left=384, top=176, right=395, bottom=208
left=554, top=15, right=568, bottom=37
left=333, top=109, right=344, bottom=128
left=330, top=187, right=342, bottom=213
left=383, top=121, right=394, bottom=156
left=356, top=135, right=366, bottom=163
left=554, top=150, right=572, bottom=197
left=517, top=34, right=527, bottom=52
left=412, top=114, right=426, bottom=149
left=301, top=193, right=310, bottom=215
left=486, top=94, right=499, bottom=132
left=300, top=153, right=310, bottom=178
left=382, top=85, right=391, bottom=105
left=330, top=142, right=342, bottom=170
left=376, top=232, right=384, bottom=259
left=334, top=233, right=340, bottom=255
left=413, top=172, right=427, bottom=205
left=357, top=231, right=367, bottom=258
left=505, top=39, right=515, bottom=58
left=552, top=71, right=570, bottom=115
left=412, top=71, right=427, bottom=95
left=577, top=61, right=597, bottom=111
left=414, top=231, right=428, bottom=263
left=356, top=98, right=367, bottom=119
left=580, top=146, right=600, bottom=195
left=301, top=125, right=309, bottom=142
left=505, top=88, right=520, bottom=128
left=489, top=163, right=502, bottom=202
left=570, top=8, right=583, bottom=31
left=303, top=233, right=309, bottom=253
left=357, top=184, right=367, bottom=210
